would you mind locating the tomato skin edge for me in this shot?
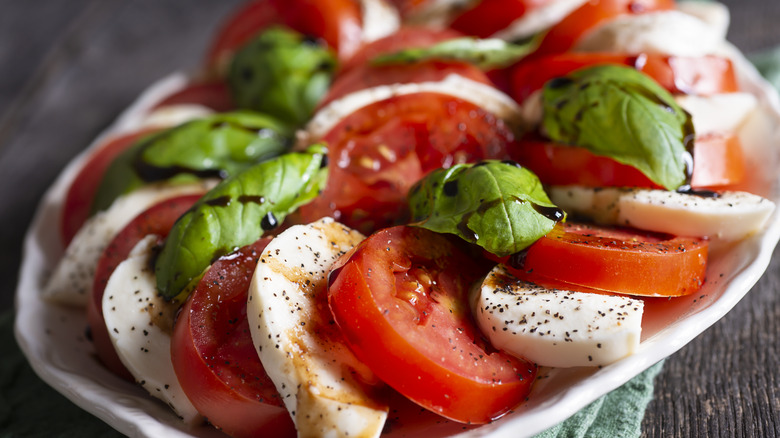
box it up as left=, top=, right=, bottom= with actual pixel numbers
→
left=328, top=231, right=536, bottom=424
left=498, top=223, right=709, bottom=297
left=171, top=243, right=297, bottom=438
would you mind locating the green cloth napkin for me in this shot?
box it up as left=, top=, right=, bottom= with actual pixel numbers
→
left=750, top=47, right=780, bottom=92
left=533, top=362, right=664, bottom=438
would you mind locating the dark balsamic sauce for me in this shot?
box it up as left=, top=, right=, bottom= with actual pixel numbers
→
left=205, top=196, right=231, bottom=207
left=261, top=212, right=279, bottom=231
left=676, top=185, right=720, bottom=198
left=533, top=204, right=566, bottom=221
left=443, top=180, right=459, bottom=197
left=238, top=195, right=266, bottom=205
left=547, top=77, right=574, bottom=89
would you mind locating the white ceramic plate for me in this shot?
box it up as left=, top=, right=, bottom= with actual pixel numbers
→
left=14, top=46, right=780, bottom=437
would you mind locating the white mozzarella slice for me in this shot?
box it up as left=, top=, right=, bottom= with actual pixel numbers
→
left=359, top=0, right=400, bottom=43
left=302, top=73, right=523, bottom=144
left=42, top=181, right=213, bottom=307
left=102, top=235, right=202, bottom=424
left=675, top=92, right=758, bottom=135
left=136, top=104, right=214, bottom=130
left=676, top=1, right=730, bottom=40
left=575, top=11, right=728, bottom=57
left=247, top=218, right=387, bottom=438
left=549, top=185, right=776, bottom=241
left=472, top=265, right=643, bottom=368
left=491, top=0, right=589, bottom=41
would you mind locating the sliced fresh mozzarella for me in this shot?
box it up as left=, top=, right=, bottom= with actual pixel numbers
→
left=472, top=265, right=644, bottom=368
left=247, top=218, right=387, bottom=437
left=359, top=0, right=400, bottom=43
left=42, top=181, right=214, bottom=307
left=103, top=235, right=202, bottom=424
left=491, top=0, right=589, bottom=41
left=301, top=73, right=523, bottom=143
left=575, top=11, right=728, bottom=58
left=136, top=104, right=214, bottom=130
left=676, top=1, right=730, bottom=39
left=549, top=185, right=776, bottom=241
left=675, top=92, right=758, bottom=135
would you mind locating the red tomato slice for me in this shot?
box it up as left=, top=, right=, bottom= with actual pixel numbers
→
left=510, top=53, right=738, bottom=103
left=533, top=0, right=676, bottom=56
left=328, top=226, right=536, bottom=424
left=509, top=134, right=662, bottom=188
left=498, top=222, right=708, bottom=297
left=87, top=194, right=202, bottom=380
left=450, top=0, right=549, bottom=38
left=61, top=129, right=157, bottom=246
left=270, top=0, right=364, bottom=60
left=299, top=92, right=514, bottom=233
left=171, top=237, right=296, bottom=438
left=153, top=80, right=235, bottom=112
left=691, top=132, right=746, bottom=189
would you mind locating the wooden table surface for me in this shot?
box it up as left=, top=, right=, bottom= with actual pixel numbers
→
left=1, top=1, right=778, bottom=437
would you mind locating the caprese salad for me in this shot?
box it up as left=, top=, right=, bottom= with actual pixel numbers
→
left=40, top=0, right=778, bottom=437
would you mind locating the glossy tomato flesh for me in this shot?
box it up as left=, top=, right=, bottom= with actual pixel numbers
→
left=510, top=53, right=738, bottom=104
left=691, top=132, right=746, bottom=189
left=87, top=194, right=202, bottom=380
left=328, top=226, right=536, bottom=424
left=61, top=129, right=157, bottom=246
left=498, top=222, right=709, bottom=297
left=171, top=237, right=295, bottom=438
left=299, top=92, right=515, bottom=233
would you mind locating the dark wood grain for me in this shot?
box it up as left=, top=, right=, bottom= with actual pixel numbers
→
left=642, top=1, right=780, bottom=437
left=0, top=1, right=778, bottom=437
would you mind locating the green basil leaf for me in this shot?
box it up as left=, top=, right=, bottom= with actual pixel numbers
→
left=542, top=64, right=694, bottom=191
left=91, top=111, right=293, bottom=213
left=408, top=160, right=564, bottom=257
left=371, top=37, right=537, bottom=70
left=228, top=26, right=337, bottom=127
left=155, top=144, right=329, bottom=300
